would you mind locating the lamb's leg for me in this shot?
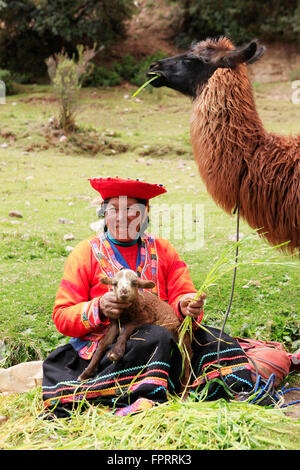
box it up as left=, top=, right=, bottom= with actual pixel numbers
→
left=107, top=322, right=139, bottom=362
left=78, top=320, right=119, bottom=381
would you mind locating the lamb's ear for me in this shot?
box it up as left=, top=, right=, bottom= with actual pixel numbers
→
left=214, top=40, right=265, bottom=68
left=132, top=279, right=156, bottom=289
left=100, top=276, right=115, bottom=285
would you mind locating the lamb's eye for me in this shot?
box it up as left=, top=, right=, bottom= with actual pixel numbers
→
left=131, top=279, right=139, bottom=287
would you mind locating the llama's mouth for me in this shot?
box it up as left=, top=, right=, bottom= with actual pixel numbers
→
left=146, top=71, right=165, bottom=87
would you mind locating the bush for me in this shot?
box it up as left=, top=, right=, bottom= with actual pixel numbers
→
left=11, top=72, right=35, bottom=85
left=82, top=65, right=122, bottom=87
left=0, top=69, right=15, bottom=95
left=119, top=54, right=138, bottom=81
left=129, top=51, right=168, bottom=86
left=82, top=51, right=168, bottom=88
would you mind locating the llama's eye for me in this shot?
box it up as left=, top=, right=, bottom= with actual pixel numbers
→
left=185, top=54, right=199, bottom=62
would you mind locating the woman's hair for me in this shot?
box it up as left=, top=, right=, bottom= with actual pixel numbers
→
left=98, top=198, right=150, bottom=236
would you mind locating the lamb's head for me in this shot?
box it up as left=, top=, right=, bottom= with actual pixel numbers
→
left=100, top=269, right=155, bottom=303
left=147, top=37, right=265, bottom=98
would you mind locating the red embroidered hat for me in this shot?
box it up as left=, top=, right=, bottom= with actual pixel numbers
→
left=89, top=177, right=167, bottom=200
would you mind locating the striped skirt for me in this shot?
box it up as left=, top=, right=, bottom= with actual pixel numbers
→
left=42, top=324, right=253, bottom=418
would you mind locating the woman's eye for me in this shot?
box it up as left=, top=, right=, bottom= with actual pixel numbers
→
left=107, top=207, right=117, bottom=214
left=127, top=208, right=140, bottom=216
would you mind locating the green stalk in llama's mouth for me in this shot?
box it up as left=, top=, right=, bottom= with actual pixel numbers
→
left=132, top=73, right=160, bottom=98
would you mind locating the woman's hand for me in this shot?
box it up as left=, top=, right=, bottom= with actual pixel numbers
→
left=179, top=292, right=206, bottom=319
left=100, top=292, right=132, bottom=320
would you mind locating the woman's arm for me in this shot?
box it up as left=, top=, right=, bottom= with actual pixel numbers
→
left=53, top=240, right=109, bottom=337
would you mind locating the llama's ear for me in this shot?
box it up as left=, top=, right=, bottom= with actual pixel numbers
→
left=100, top=276, right=115, bottom=285
left=214, top=40, right=265, bottom=68
left=243, top=40, right=266, bottom=65
left=133, top=279, right=156, bottom=289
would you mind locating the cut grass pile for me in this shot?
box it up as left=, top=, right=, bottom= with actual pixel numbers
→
left=0, top=388, right=299, bottom=450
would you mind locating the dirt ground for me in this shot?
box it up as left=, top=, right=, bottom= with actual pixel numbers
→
left=283, top=389, right=300, bottom=419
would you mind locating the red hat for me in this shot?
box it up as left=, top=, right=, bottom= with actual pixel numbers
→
left=89, top=177, right=167, bottom=200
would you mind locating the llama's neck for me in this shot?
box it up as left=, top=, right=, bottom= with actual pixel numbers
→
left=190, top=64, right=266, bottom=213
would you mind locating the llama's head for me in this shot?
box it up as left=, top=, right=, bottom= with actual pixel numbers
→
left=147, top=37, right=265, bottom=98
left=100, top=269, right=155, bottom=303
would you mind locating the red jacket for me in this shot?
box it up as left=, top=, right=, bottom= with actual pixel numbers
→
left=53, top=232, right=200, bottom=359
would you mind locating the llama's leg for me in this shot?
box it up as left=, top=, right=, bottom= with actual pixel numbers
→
left=78, top=321, right=119, bottom=381
left=107, top=322, right=139, bottom=362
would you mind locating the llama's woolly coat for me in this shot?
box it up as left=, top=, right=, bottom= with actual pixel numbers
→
left=190, top=37, right=300, bottom=252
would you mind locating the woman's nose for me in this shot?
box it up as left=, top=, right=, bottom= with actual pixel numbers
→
left=117, top=210, right=128, bottom=222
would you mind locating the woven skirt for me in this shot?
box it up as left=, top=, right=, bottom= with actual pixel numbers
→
left=42, top=324, right=253, bottom=418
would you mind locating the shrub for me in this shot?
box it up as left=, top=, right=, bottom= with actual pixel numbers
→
left=11, top=72, right=35, bottom=85
left=82, top=65, right=122, bottom=87
left=46, top=45, right=98, bottom=131
left=129, top=51, right=168, bottom=86
left=83, top=51, right=168, bottom=88
left=119, top=54, right=139, bottom=81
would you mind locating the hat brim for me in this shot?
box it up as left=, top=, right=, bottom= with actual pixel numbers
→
left=89, top=177, right=167, bottom=200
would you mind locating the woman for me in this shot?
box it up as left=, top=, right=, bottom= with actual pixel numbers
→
left=42, top=177, right=254, bottom=418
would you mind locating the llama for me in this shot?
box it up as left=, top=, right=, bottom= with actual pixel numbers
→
left=147, top=38, right=300, bottom=254
left=78, top=269, right=192, bottom=396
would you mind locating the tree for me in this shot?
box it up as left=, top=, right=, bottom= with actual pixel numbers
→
left=0, top=0, right=136, bottom=77
left=174, top=0, right=300, bottom=47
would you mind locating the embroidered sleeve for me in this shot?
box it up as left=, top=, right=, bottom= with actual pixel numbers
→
left=53, top=240, right=109, bottom=338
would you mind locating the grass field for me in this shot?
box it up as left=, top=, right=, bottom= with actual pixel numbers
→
left=0, top=80, right=299, bottom=449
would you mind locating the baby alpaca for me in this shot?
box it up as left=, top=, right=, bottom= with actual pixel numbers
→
left=78, top=269, right=192, bottom=394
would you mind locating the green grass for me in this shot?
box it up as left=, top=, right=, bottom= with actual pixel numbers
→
left=0, top=80, right=299, bottom=449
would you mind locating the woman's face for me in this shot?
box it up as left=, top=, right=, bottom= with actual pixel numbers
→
left=105, top=197, right=144, bottom=241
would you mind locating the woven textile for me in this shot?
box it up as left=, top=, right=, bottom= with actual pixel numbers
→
left=42, top=325, right=254, bottom=418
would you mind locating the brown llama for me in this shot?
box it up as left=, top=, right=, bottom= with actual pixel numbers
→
left=147, top=37, right=300, bottom=254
